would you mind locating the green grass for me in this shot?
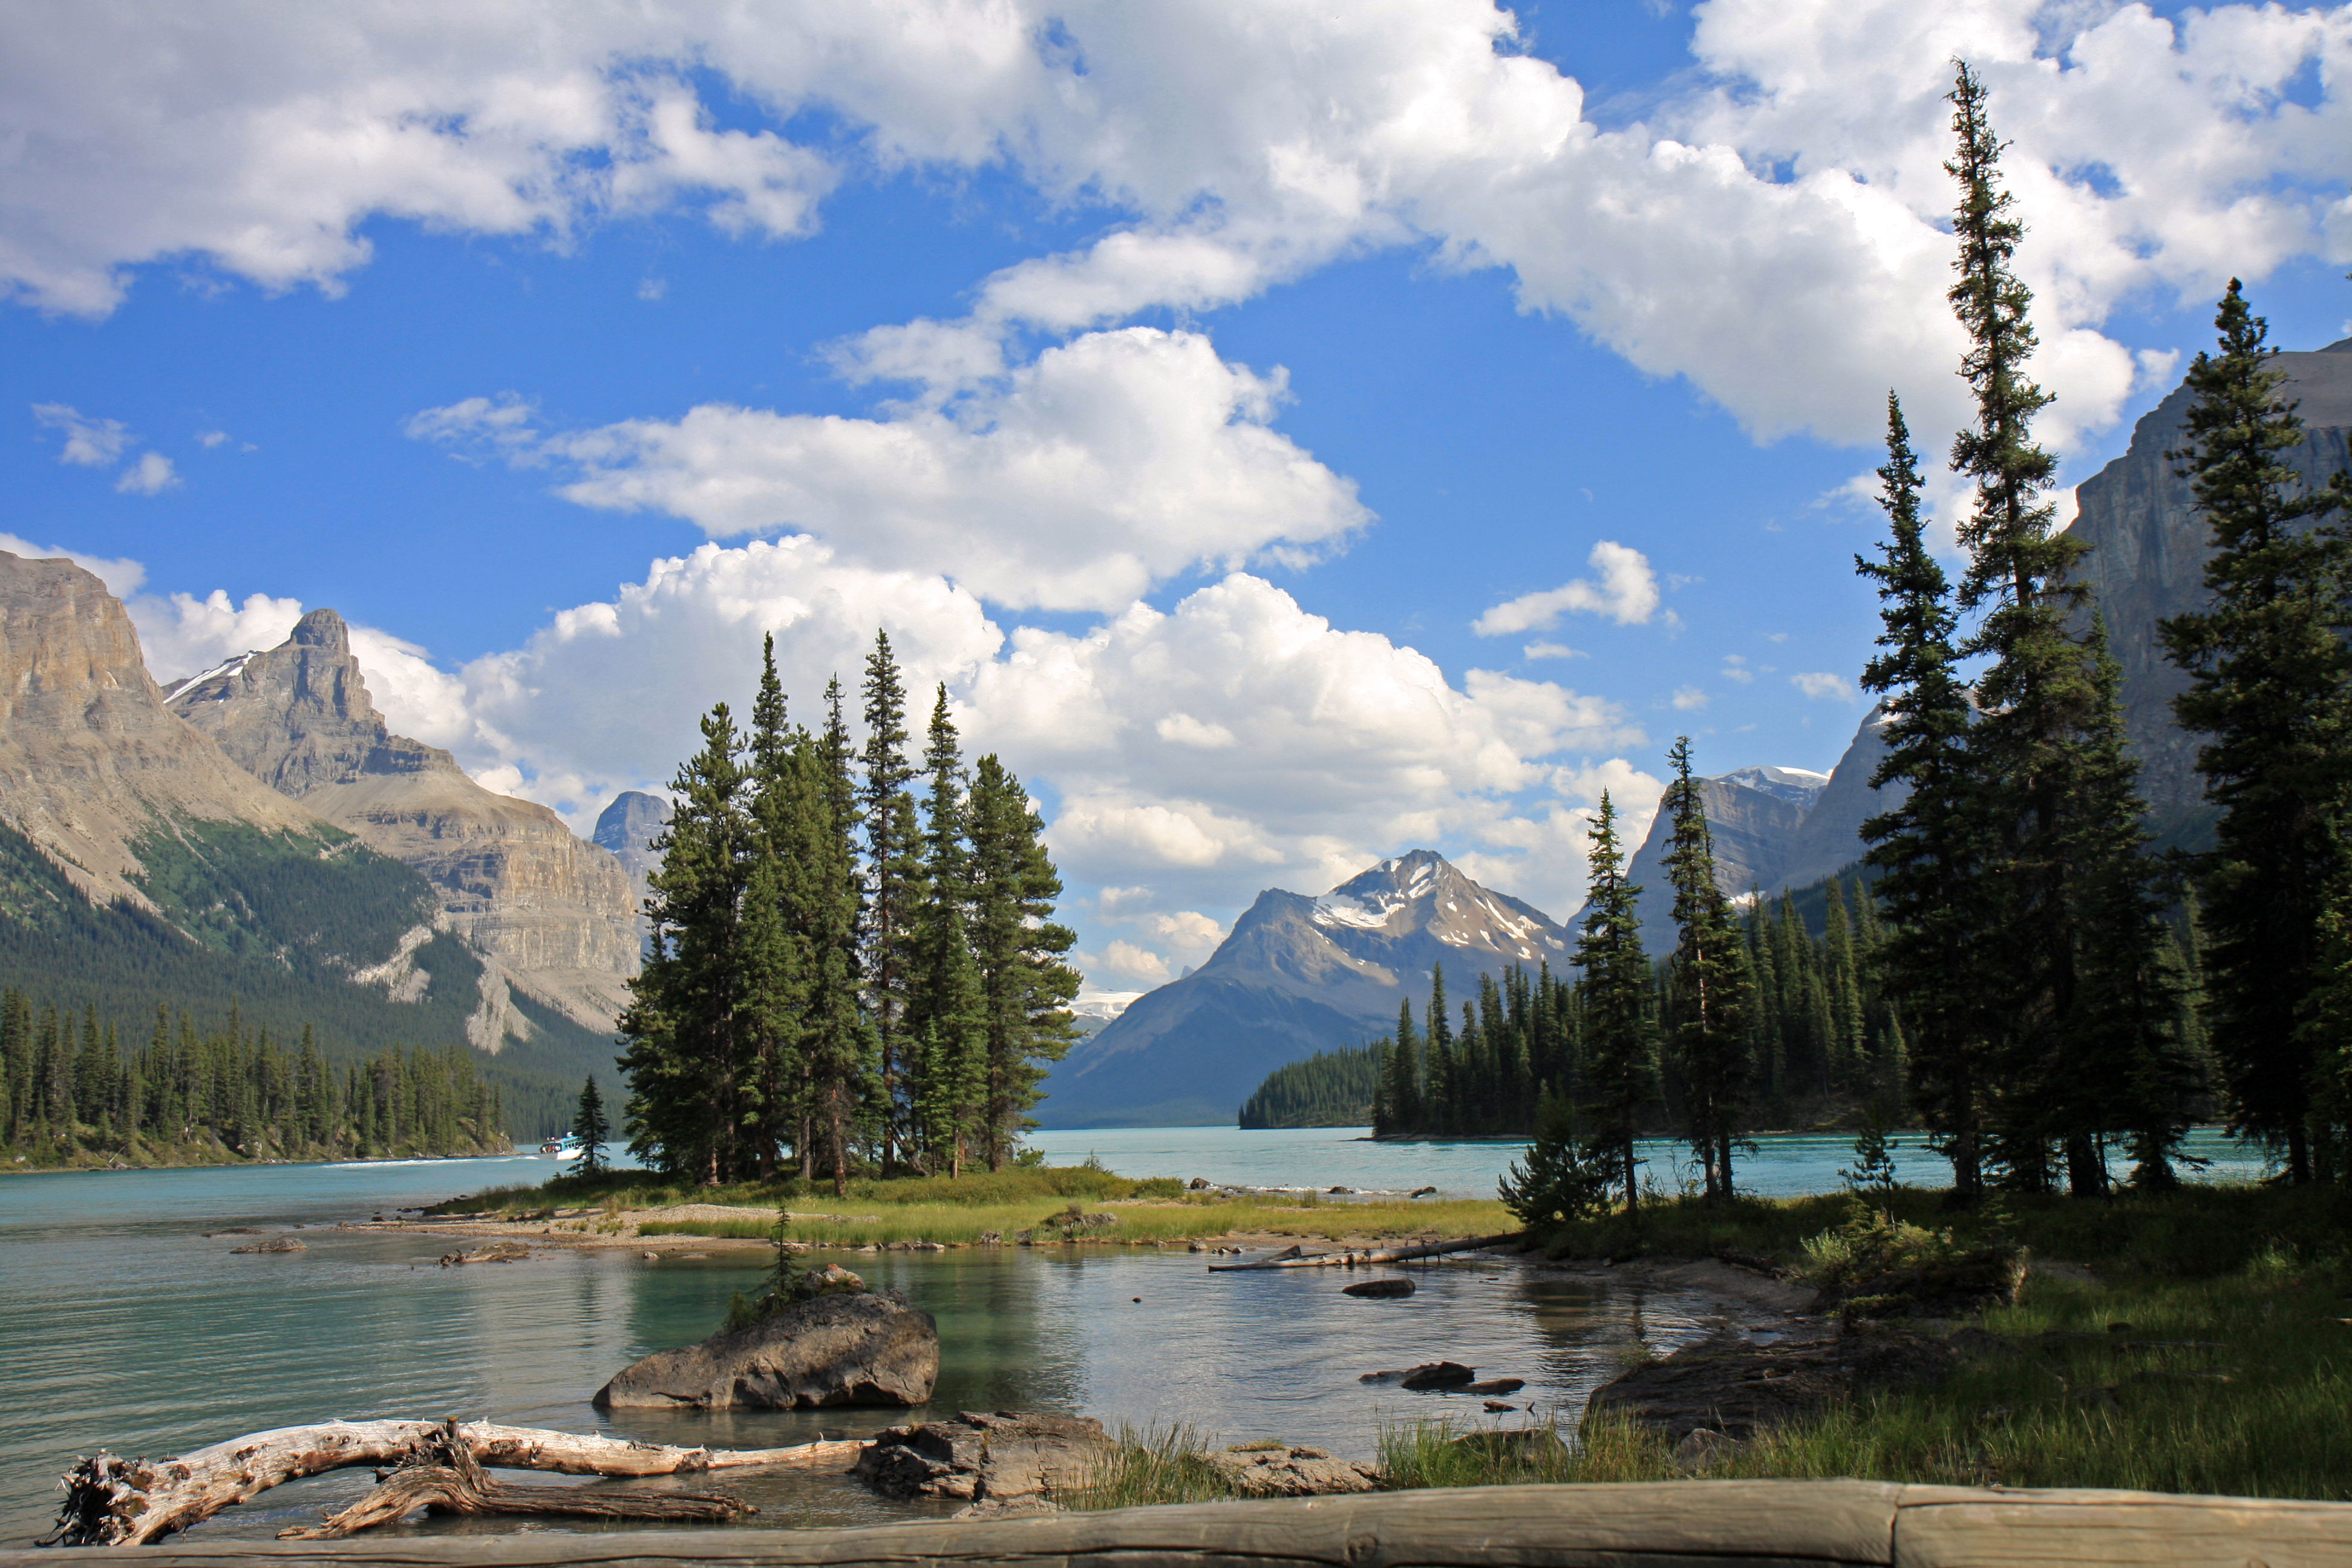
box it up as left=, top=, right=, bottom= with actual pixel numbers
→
left=433, top=1162, right=1512, bottom=1247
left=1063, top=1425, right=1243, bottom=1511
left=1544, top=1180, right=2352, bottom=1281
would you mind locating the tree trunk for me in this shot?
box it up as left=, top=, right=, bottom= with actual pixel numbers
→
left=49, top=1419, right=866, bottom=1546
left=279, top=1423, right=751, bottom=1540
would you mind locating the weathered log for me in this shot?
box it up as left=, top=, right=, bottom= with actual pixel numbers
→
left=1207, top=1232, right=1521, bottom=1271
left=0, top=1480, right=2328, bottom=1566
left=278, top=1423, right=751, bottom=1540
left=48, top=1419, right=868, bottom=1546
left=19, top=1481, right=2352, bottom=1566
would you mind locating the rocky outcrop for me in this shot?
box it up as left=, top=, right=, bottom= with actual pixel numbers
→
left=852, top=1412, right=1112, bottom=1503
left=2068, top=335, right=2352, bottom=842
left=1204, top=1444, right=1380, bottom=1496
left=592, top=1292, right=938, bottom=1410
left=169, top=609, right=638, bottom=1036
left=0, top=552, right=326, bottom=906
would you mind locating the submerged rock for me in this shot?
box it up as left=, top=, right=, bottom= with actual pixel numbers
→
left=229, top=1236, right=307, bottom=1254
left=1398, top=1361, right=1477, bottom=1390
left=440, top=1240, right=531, bottom=1266
left=1342, top=1278, right=1415, bottom=1299
left=594, top=1292, right=937, bottom=1410
left=854, top=1411, right=1111, bottom=1502
left=1205, top=1444, right=1380, bottom=1497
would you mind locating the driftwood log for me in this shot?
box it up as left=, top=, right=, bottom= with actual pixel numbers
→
left=15, top=1480, right=2352, bottom=1566
left=278, top=1423, right=751, bottom=1540
left=48, top=1419, right=868, bottom=1546
left=1207, top=1232, right=1522, bottom=1272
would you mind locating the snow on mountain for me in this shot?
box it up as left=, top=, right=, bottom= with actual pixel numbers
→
left=1039, top=849, right=1571, bottom=1128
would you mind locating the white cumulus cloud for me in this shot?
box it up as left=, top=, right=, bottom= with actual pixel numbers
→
left=1474, top=541, right=1661, bottom=636
left=1791, top=671, right=1853, bottom=701
left=31, top=403, right=133, bottom=466
left=114, top=451, right=178, bottom=494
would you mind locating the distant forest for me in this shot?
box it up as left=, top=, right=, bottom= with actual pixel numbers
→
left=0, top=817, right=613, bottom=1151
left=0, top=989, right=512, bottom=1167
left=1238, top=1046, right=1379, bottom=1128
left=1234, top=870, right=2212, bottom=1146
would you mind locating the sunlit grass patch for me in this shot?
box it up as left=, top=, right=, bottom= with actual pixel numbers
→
left=1063, top=1424, right=1242, bottom=1511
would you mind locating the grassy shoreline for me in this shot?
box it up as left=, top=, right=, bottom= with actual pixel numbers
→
left=424, top=1164, right=1515, bottom=1249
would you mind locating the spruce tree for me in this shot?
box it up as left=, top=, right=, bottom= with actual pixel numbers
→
left=859, top=631, right=921, bottom=1169
left=1576, top=791, right=1655, bottom=1213
left=2160, top=279, right=2352, bottom=1183
left=618, top=702, right=750, bottom=1183
left=1423, top=964, right=1455, bottom=1134
left=793, top=681, right=875, bottom=1194
left=571, top=1076, right=610, bottom=1175
left=1857, top=389, right=1990, bottom=1196
left=1498, top=1091, right=1611, bottom=1232
left=1377, top=998, right=1422, bottom=1134
left=740, top=638, right=810, bottom=1179
left=966, top=754, right=1080, bottom=1168
left=906, top=686, right=984, bottom=1172
left=1661, top=737, right=1751, bottom=1201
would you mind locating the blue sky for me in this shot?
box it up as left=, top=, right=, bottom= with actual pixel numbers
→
left=4, top=1, right=2349, bottom=994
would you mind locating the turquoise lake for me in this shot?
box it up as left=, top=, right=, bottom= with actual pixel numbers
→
left=0, top=1125, right=2270, bottom=1545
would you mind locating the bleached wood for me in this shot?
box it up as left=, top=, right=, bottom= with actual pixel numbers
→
left=48, top=1419, right=869, bottom=1546
left=278, top=1425, right=753, bottom=1540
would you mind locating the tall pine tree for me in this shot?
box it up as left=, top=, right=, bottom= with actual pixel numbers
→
left=618, top=703, right=750, bottom=1184
left=1661, top=737, right=1751, bottom=1202
left=2160, top=279, right=2352, bottom=1183
left=1858, top=390, right=1990, bottom=1197
left=859, top=632, right=921, bottom=1171
left=967, top=754, right=1080, bottom=1169
left=1576, top=791, right=1655, bottom=1213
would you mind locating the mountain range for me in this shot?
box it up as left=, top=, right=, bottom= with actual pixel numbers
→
left=1038, top=849, right=1573, bottom=1126
left=1047, top=338, right=2352, bottom=1127
left=0, top=554, right=652, bottom=1128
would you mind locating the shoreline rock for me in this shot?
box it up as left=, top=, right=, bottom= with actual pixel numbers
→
left=854, top=1411, right=1111, bottom=1503
left=594, top=1291, right=938, bottom=1410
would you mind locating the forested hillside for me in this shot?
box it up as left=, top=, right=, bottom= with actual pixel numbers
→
left=0, top=988, right=511, bottom=1167
left=0, top=818, right=612, bottom=1149
left=1238, top=1046, right=1379, bottom=1128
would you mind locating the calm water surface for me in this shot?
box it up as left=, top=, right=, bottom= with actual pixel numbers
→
left=0, top=1127, right=2268, bottom=1545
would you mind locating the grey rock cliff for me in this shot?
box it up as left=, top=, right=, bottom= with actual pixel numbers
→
left=1624, top=765, right=1826, bottom=935
left=2067, top=335, right=2352, bottom=841
left=0, top=552, right=325, bottom=906
left=169, top=609, right=639, bottom=1040
left=592, top=1292, right=939, bottom=1410
left=593, top=789, right=670, bottom=915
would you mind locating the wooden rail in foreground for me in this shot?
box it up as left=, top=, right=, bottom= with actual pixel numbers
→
left=10, top=1480, right=2351, bottom=1566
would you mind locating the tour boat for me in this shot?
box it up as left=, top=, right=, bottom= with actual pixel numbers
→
left=538, top=1135, right=584, bottom=1161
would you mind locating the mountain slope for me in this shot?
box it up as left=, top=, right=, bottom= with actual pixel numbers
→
left=2069, top=334, right=2352, bottom=844
left=1037, top=849, right=1572, bottom=1127
left=1623, top=765, right=1826, bottom=936
left=169, top=609, right=639, bottom=1042
left=0, top=552, right=616, bottom=1121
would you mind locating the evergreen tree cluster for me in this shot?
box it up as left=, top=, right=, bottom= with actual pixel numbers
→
left=1236, top=1046, right=1382, bottom=1128
left=1851, top=63, right=2324, bottom=1199
left=618, top=633, right=1081, bottom=1191
left=0, top=990, right=508, bottom=1163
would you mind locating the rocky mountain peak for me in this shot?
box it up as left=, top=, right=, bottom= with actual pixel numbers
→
left=290, top=606, right=352, bottom=652
left=0, top=551, right=323, bottom=906
left=168, top=608, right=449, bottom=796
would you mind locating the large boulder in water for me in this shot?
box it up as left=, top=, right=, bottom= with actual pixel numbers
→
left=592, top=1292, right=937, bottom=1410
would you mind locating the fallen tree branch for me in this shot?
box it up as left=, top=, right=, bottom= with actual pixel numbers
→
left=278, top=1422, right=752, bottom=1540
left=49, top=1419, right=867, bottom=1546
left=1207, top=1232, right=1523, bottom=1272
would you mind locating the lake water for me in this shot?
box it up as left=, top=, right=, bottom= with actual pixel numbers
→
left=0, top=1126, right=2270, bottom=1546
